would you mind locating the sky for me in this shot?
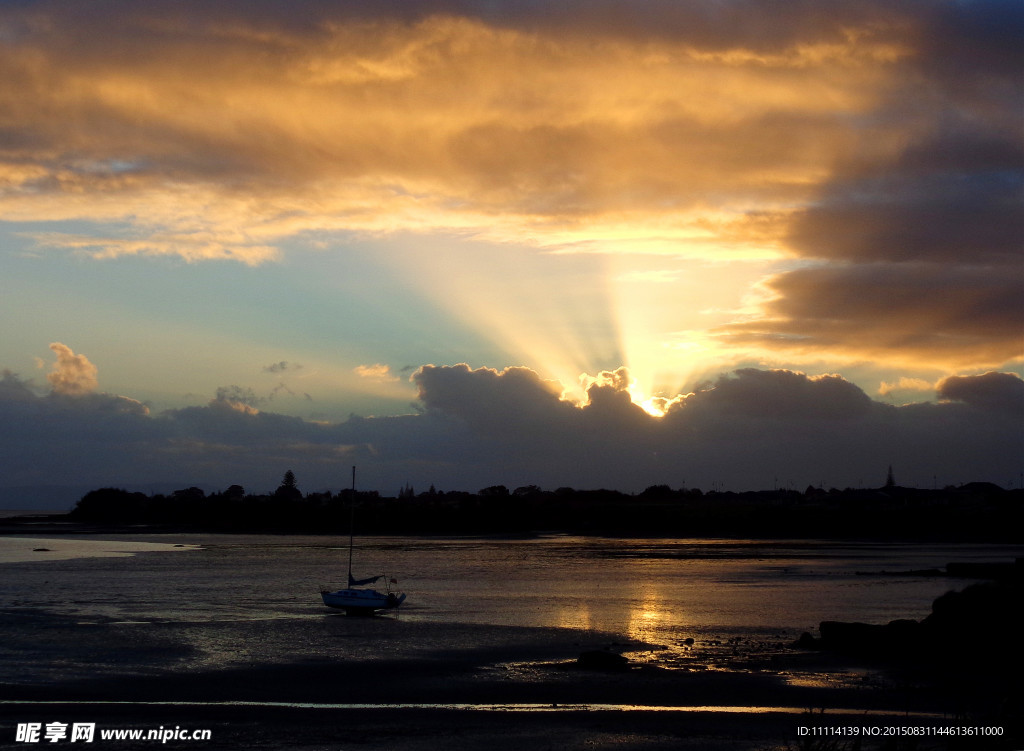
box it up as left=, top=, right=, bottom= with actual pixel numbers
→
left=1, top=0, right=1021, bottom=505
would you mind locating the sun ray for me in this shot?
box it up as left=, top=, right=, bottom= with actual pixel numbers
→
left=376, top=236, right=624, bottom=396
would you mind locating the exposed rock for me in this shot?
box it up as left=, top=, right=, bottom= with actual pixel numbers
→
left=805, top=577, right=1022, bottom=675
left=577, top=650, right=629, bottom=671
left=794, top=632, right=819, bottom=650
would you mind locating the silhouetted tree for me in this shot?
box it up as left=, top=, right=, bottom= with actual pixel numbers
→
left=513, top=485, right=541, bottom=497
left=640, top=484, right=673, bottom=499
left=72, top=488, right=148, bottom=522
left=275, top=469, right=301, bottom=501
left=172, top=487, right=206, bottom=501
left=479, top=485, right=510, bottom=497
left=885, top=465, right=896, bottom=488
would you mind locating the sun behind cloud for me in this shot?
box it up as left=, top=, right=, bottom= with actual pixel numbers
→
left=0, top=1, right=1019, bottom=472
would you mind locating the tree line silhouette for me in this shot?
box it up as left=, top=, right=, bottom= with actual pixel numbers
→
left=64, top=470, right=1024, bottom=541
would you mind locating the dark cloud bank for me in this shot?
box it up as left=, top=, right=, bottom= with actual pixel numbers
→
left=1, top=364, right=1021, bottom=508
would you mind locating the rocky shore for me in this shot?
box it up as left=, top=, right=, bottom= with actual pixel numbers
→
left=795, top=562, right=1022, bottom=745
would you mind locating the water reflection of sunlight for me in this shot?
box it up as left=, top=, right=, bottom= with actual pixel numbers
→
left=624, top=584, right=671, bottom=646
left=547, top=578, right=678, bottom=647
left=553, top=602, right=593, bottom=632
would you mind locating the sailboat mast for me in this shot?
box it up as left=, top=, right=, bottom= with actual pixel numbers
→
left=347, top=465, right=355, bottom=583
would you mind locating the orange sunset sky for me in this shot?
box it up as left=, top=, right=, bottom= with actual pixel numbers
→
left=1, top=1, right=1021, bottom=499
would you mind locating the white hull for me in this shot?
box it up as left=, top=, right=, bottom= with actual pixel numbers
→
left=321, top=587, right=406, bottom=613
left=323, top=467, right=407, bottom=614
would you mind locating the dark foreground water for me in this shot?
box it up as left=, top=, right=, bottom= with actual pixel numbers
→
left=2, top=534, right=1020, bottom=670
left=1, top=535, right=1021, bottom=750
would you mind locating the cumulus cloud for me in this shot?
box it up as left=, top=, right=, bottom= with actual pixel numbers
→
left=354, top=364, right=399, bottom=382
left=0, top=353, right=1020, bottom=496
left=0, top=358, right=150, bottom=491
left=212, top=385, right=263, bottom=415
left=414, top=363, right=572, bottom=429
left=399, top=363, right=1019, bottom=490
left=673, top=368, right=874, bottom=420
left=45, top=343, right=98, bottom=395
left=937, top=372, right=1024, bottom=416
left=879, top=377, right=933, bottom=397
left=1, top=369, right=39, bottom=403
left=580, top=367, right=632, bottom=396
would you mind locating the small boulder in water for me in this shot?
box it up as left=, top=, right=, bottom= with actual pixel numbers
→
left=577, top=650, right=629, bottom=671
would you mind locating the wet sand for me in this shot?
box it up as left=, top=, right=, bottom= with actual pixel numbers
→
left=0, top=610, right=992, bottom=751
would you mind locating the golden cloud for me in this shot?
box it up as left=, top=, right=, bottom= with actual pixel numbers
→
left=878, top=377, right=934, bottom=396
left=0, top=12, right=905, bottom=261
left=46, top=342, right=98, bottom=396
left=354, top=363, right=400, bottom=382
left=2, top=4, right=1017, bottom=378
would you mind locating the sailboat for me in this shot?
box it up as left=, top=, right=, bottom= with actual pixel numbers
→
left=320, top=467, right=406, bottom=615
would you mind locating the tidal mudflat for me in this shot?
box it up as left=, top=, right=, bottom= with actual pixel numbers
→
left=1, top=534, right=1019, bottom=749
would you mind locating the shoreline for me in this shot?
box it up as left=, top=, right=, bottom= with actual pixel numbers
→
left=2, top=515, right=1021, bottom=545
left=1, top=648, right=1010, bottom=751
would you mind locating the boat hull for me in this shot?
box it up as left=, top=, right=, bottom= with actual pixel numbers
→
left=320, top=587, right=406, bottom=614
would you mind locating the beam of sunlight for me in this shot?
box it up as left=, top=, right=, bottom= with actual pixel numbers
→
left=330, top=235, right=795, bottom=413
left=606, top=255, right=784, bottom=407
left=379, top=236, right=624, bottom=398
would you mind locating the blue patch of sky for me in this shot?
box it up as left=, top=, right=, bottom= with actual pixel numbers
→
left=278, top=236, right=508, bottom=369
left=0, top=220, right=508, bottom=415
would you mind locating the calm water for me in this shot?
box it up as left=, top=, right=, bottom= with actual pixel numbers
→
left=2, top=534, right=1020, bottom=661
